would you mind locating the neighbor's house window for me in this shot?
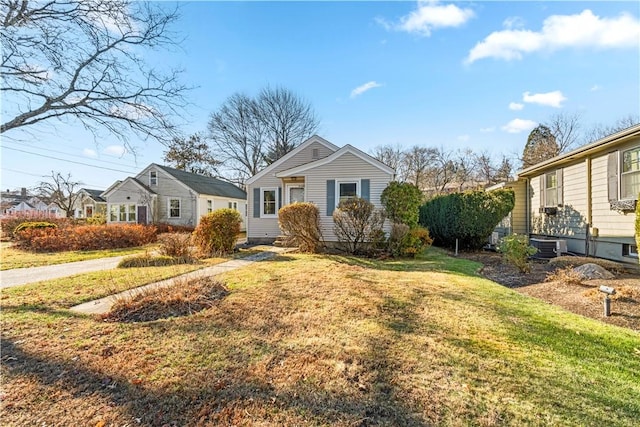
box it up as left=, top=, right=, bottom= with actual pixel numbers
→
left=207, top=199, right=213, bottom=213
left=228, top=201, right=238, bottom=210
left=544, top=172, right=558, bottom=207
left=338, top=181, right=358, bottom=204
left=85, top=205, right=94, bottom=218
left=621, top=147, right=640, bottom=200
left=261, top=188, right=277, bottom=217
left=168, top=198, right=181, bottom=218
left=109, top=204, right=136, bottom=222
left=150, top=171, right=158, bottom=186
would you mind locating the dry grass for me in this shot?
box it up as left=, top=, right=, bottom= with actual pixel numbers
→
left=583, top=285, right=640, bottom=302
left=1, top=250, right=639, bottom=426
left=545, top=266, right=584, bottom=286
left=117, top=254, right=196, bottom=268
left=102, top=276, right=229, bottom=322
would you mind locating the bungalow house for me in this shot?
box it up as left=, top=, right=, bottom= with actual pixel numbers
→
left=103, top=164, right=247, bottom=229
left=505, top=124, right=639, bottom=264
left=245, top=135, right=395, bottom=244
left=74, top=188, right=107, bottom=219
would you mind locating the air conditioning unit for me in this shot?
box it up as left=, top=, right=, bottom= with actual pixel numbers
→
left=538, top=207, right=557, bottom=215
left=489, top=232, right=500, bottom=246
left=530, top=238, right=567, bottom=259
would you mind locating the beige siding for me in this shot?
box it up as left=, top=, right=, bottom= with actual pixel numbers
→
left=248, top=141, right=336, bottom=239
left=511, top=180, right=527, bottom=234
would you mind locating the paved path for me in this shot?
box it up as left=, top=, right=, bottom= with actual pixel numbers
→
left=70, top=248, right=289, bottom=315
left=1, top=256, right=127, bottom=289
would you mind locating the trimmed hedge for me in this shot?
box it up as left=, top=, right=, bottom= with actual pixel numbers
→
left=15, top=224, right=157, bottom=252
left=1, top=215, right=72, bottom=240
left=419, top=189, right=515, bottom=250
left=192, top=209, right=241, bottom=256
left=380, top=181, right=423, bottom=228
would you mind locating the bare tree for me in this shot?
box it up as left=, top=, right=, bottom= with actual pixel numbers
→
left=544, top=111, right=582, bottom=153
left=370, top=143, right=404, bottom=172
left=583, top=114, right=640, bottom=144
left=257, top=86, right=319, bottom=164
left=207, top=93, right=266, bottom=184
left=37, top=171, right=82, bottom=217
left=401, top=146, right=432, bottom=188
left=1, top=0, right=188, bottom=149
left=163, top=133, right=219, bottom=176
left=425, top=146, right=457, bottom=195
left=494, top=155, right=514, bottom=182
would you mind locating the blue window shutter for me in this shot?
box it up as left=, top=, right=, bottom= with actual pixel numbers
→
left=278, top=187, right=282, bottom=213
left=326, top=180, right=335, bottom=216
left=253, top=188, right=260, bottom=218
left=361, top=179, right=370, bottom=201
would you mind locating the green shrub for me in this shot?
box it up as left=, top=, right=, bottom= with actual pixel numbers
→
left=380, top=181, right=423, bottom=228
left=332, top=197, right=385, bottom=255
left=419, top=189, right=515, bottom=250
left=117, top=254, right=193, bottom=268
left=387, top=224, right=433, bottom=258
left=15, top=224, right=157, bottom=252
left=13, top=221, right=58, bottom=234
left=636, top=193, right=640, bottom=265
left=192, top=209, right=241, bottom=256
left=278, top=203, right=323, bottom=253
left=497, top=234, right=537, bottom=273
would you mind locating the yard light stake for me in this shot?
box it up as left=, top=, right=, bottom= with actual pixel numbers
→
left=598, top=285, right=616, bottom=317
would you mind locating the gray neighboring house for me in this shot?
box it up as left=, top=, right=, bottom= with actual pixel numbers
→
left=75, top=188, right=107, bottom=218
left=103, top=164, right=247, bottom=229
left=245, top=135, right=395, bottom=244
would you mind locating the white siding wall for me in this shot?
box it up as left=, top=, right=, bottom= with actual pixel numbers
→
left=136, top=167, right=197, bottom=226
left=197, top=195, right=247, bottom=231
left=248, top=141, right=336, bottom=240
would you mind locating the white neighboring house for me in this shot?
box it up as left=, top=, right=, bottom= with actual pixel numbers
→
left=103, top=164, right=247, bottom=229
left=245, top=135, right=395, bottom=244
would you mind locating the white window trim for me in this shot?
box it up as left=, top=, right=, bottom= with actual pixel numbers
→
left=228, top=201, right=238, bottom=210
left=335, top=179, right=360, bottom=208
left=168, top=198, right=181, bottom=218
left=285, top=183, right=305, bottom=205
left=149, top=171, right=158, bottom=186
left=620, top=146, right=640, bottom=201
left=207, top=199, right=213, bottom=213
left=108, top=203, right=137, bottom=223
left=544, top=172, right=558, bottom=207
left=260, top=187, right=278, bottom=218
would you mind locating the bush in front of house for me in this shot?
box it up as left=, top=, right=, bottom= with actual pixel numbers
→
left=278, top=202, right=323, bottom=253
left=419, top=189, right=515, bottom=250
left=381, top=181, right=423, bottom=228
left=15, top=223, right=157, bottom=252
left=497, top=234, right=537, bottom=273
left=86, top=213, right=107, bottom=225
left=1, top=215, right=72, bottom=240
left=157, top=232, right=194, bottom=259
left=386, top=224, right=433, bottom=258
left=333, top=197, right=385, bottom=255
left=192, top=209, right=241, bottom=256
left=155, top=223, right=196, bottom=234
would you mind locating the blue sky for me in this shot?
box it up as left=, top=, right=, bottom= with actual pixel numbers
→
left=2, top=1, right=639, bottom=191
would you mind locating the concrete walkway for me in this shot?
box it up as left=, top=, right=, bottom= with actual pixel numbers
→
left=1, top=256, right=127, bottom=289
left=70, top=248, right=289, bottom=315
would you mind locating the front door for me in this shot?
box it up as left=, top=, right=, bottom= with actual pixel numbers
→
left=287, top=184, right=305, bottom=204
left=137, top=206, right=147, bottom=224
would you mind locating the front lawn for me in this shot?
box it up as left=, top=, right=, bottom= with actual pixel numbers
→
left=1, top=249, right=638, bottom=426
left=0, top=241, right=158, bottom=270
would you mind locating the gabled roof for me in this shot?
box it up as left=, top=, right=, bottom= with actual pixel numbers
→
left=518, top=123, right=640, bottom=177
left=102, top=177, right=156, bottom=198
left=154, top=164, right=246, bottom=199
left=246, top=135, right=339, bottom=185
left=276, top=144, right=395, bottom=177
left=80, top=188, right=106, bottom=203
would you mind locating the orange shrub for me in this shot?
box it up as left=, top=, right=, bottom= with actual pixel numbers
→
left=16, top=224, right=157, bottom=252
left=278, top=203, right=323, bottom=253
left=1, top=215, right=72, bottom=240
left=192, top=209, right=241, bottom=256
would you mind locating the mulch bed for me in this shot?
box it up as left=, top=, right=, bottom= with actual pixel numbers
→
left=457, top=251, right=640, bottom=331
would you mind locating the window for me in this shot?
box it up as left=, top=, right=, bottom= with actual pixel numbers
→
left=621, top=147, right=640, bottom=200
left=338, top=181, right=358, bottom=204
left=150, top=171, right=158, bottom=186
left=109, top=204, right=136, bottom=222
left=85, top=205, right=94, bottom=218
left=207, top=200, right=212, bottom=213
left=168, top=198, right=181, bottom=218
left=228, top=201, right=238, bottom=210
left=544, top=172, right=557, bottom=207
left=312, top=148, right=319, bottom=159
left=261, top=188, right=277, bottom=217
left=623, top=244, right=638, bottom=258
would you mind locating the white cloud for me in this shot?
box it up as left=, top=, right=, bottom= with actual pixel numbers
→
left=457, top=134, right=470, bottom=142
left=523, top=90, right=567, bottom=108
left=83, top=148, right=97, bottom=158
left=350, top=81, right=383, bottom=98
left=503, top=16, right=525, bottom=30
left=466, top=9, right=640, bottom=63
left=501, top=118, right=537, bottom=134
left=103, top=145, right=127, bottom=157
left=509, top=102, right=524, bottom=111
left=379, top=1, right=475, bottom=37
left=480, top=127, right=496, bottom=133
left=590, top=84, right=601, bottom=92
